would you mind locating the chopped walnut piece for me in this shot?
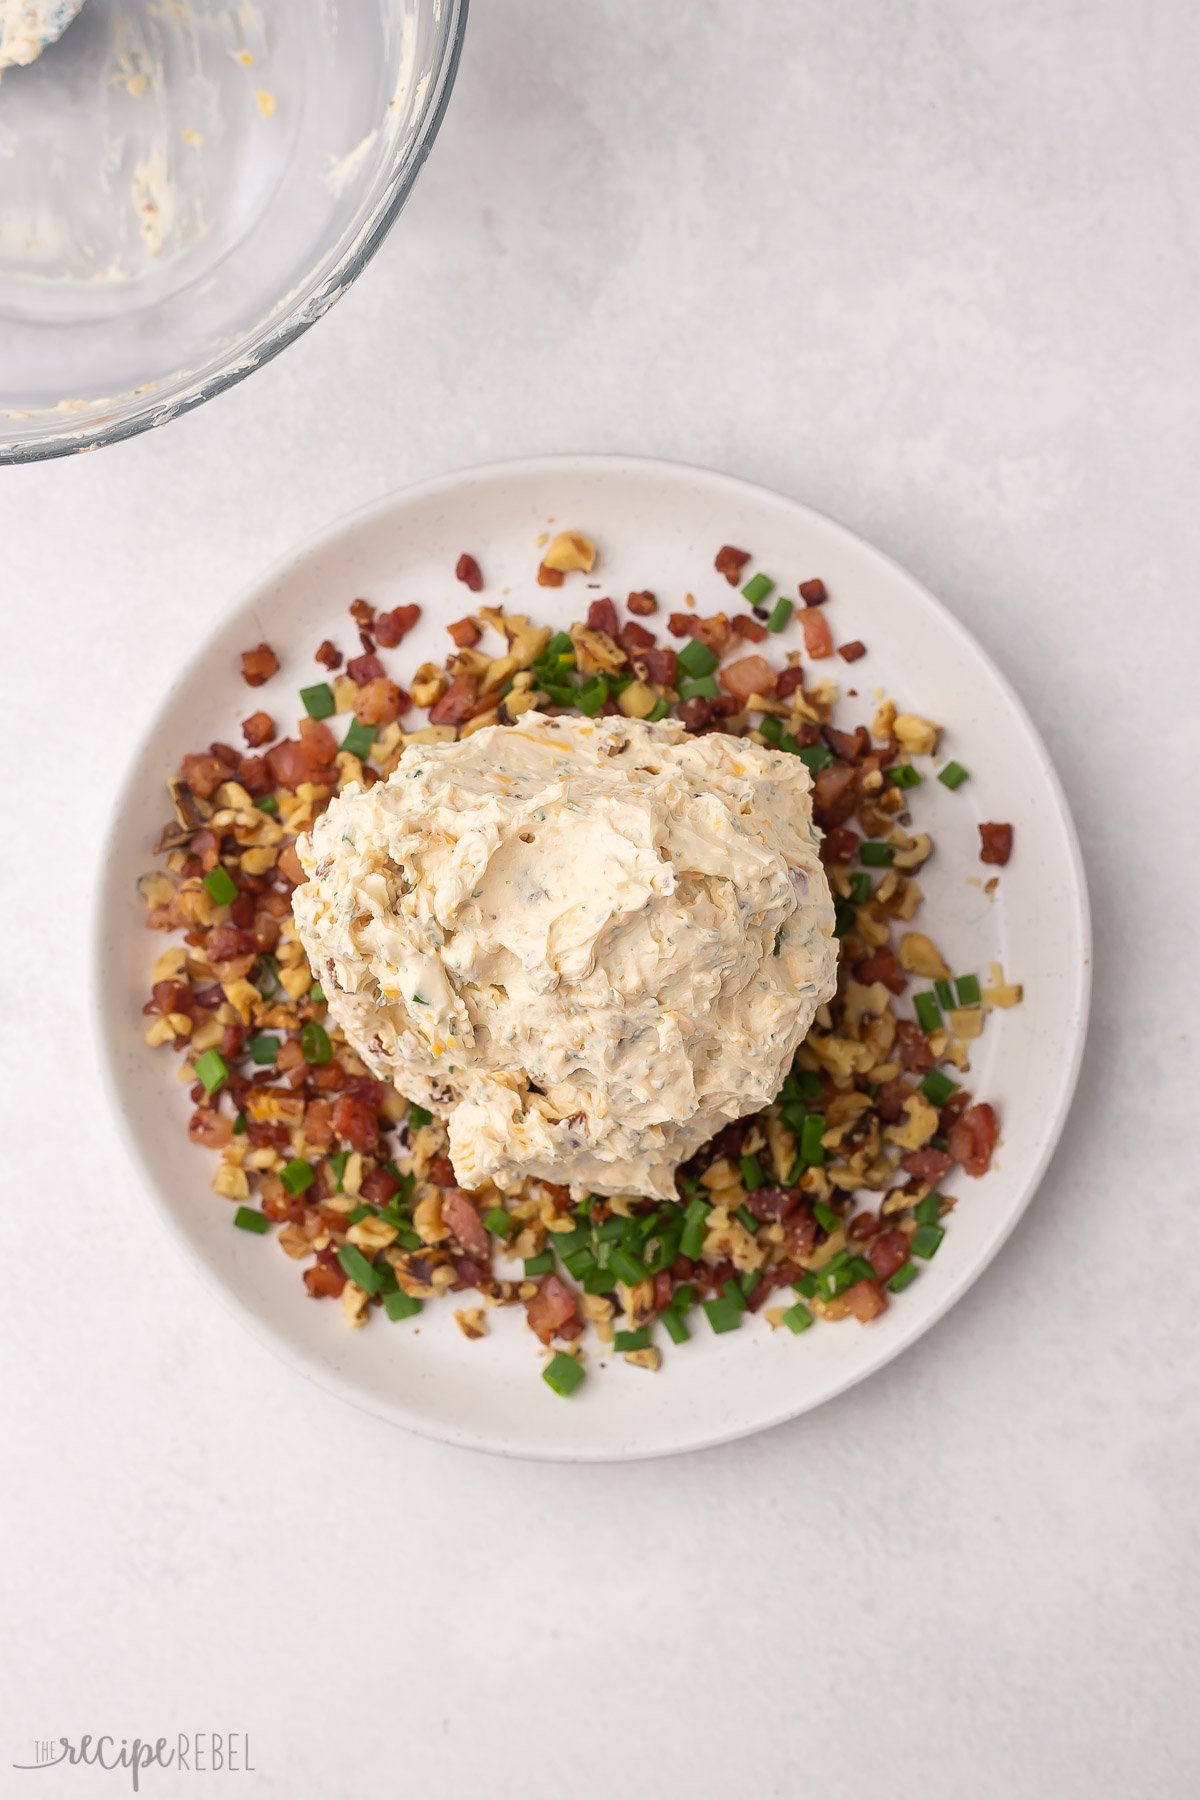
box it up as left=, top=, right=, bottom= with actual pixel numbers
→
left=541, top=530, right=597, bottom=574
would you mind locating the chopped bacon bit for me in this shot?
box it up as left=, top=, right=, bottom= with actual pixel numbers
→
left=867, top=1231, right=909, bottom=1281
left=822, top=825, right=860, bottom=863
left=676, top=696, right=715, bottom=732
left=206, top=922, right=256, bottom=963
left=618, top=620, right=656, bottom=653
left=895, top=1019, right=936, bottom=1072
left=783, top=1207, right=819, bottom=1260
left=178, top=752, right=228, bottom=800
left=304, top=1260, right=347, bottom=1299
left=811, top=762, right=859, bottom=826
left=838, top=640, right=867, bottom=663
left=855, top=947, right=908, bottom=995
left=627, top=589, right=657, bottom=615
left=848, top=1211, right=881, bottom=1241
left=775, top=665, right=805, bottom=699
left=330, top=1093, right=381, bottom=1153
left=241, top=711, right=275, bottom=748
left=744, top=1185, right=800, bottom=1222
left=731, top=615, right=768, bottom=643
left=900, top=1147, right=954, bottom=1180
left=947, top=1102, right=999, bottom=1176
left=691, top=614, right=733, bottom=655
left=719, top=654, right=776, bottom=702
left=236, top=753, right=272, bottom=797
left=843, top=1279, right=887, bottom=1322
left=303, top=1097, right=335, bottom=1152
left=524, top=1272, right=580, bottom=1345
left=824, top=723, right=870, bottom=762
left=979, top=823, right=1014, bottom=866
left=429, top=673, right=479, bottom=726
left=374, top=604, right=421, bottom=648
left=240, top=642, right=278, bottom=687
left=874, top=1078, right=910, bottom=1123
left=455, top=553, right=484, bottom=592
left=267, top=720, right=337, bottom=790
left=354, top=676, right=405, bottom=725
left=314, top=638, right=343, bottom=669
left=653, top=1270, right=674, bottom=1313
left=634, top=646, right=677, bottom=687
left=801, top=610, right=834, bottom=659
left=799, top=578, right=828, bottom=606
left=349, top=598, right=375, bottom=628
left=537, top=562, right=564, bottom=587
left=346, top=650, right=385, bottom=686
left=447, top=617, right=482, bottom=649
left=187, top=1107, right=232, bottom=1149
left=427, top=1155, right=456, bottom=1187
left=667, top=612, right=692, bottom=637
left=715, top=544, right=751, bottom=585
left=442, top=1189, right=490, bottom=1261
left=587, top=597, right=620, bottom=635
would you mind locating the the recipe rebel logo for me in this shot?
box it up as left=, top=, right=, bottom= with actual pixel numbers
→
left=11, top=1734, right=255, bottom=1790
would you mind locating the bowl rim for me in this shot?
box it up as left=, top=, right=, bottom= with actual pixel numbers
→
left=0, top=0, right=469, bottom=467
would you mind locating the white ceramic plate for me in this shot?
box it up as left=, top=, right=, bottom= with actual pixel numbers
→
left=95, top=456, right=1091, bottom=1461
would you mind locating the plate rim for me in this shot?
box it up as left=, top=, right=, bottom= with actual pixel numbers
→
left=92, top=452, right=1093, bottom=1461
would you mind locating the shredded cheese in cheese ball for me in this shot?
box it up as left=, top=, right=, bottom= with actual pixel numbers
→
left=293, top=713, right=837, bottom=1201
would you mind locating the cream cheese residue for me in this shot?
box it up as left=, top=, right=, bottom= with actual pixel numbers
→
left=293, top=713, right=838, bottom=1201
left=0, top=0, right=85, bottom=71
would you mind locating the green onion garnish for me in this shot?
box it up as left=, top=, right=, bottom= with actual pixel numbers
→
left=833, top=898, right=856, bottom=938
left=673, top=1283, right=697, bottom=1313
left=300, top=1021, right=332, bottom=1064
left=341, top=719, right=377, bottom=759
left=703, top=1297, right=743, bottom=1334
left=384, top=1290, right=423, bottom=1322
left=233, top=1206, right=269, bottom=1235
left=934, top=977, right=955, bottom=1008
left=739, top=1153, right=764, bottom=1191
left=799, top=1113, right=827, bottom=1166
left=766, top=596, right=793, bottom=633
left=524, top=1251, right=555, bottom=1277
left=887, top=1262, right=919, bottom=1293
left=583, top=1268, right=618, bottom=1295
left=794, top=1068, right=822, bottom=1101
left=792, top=1271, right=819, bottom=1298
left=232, top=1112, right=246, bottom=1135
left=741, top=572, right=775, bottom=607
left=280, top=1158, right=315, bottom=1196
left=735, top=1205, right=760, bottom=1236
left=483, top=1207, right=513, bottom=1238
left=679, top=1197, right=711, bottom=1261
left=920, top=1069, right=958, bottom=1106
left=596, top=1216, right=625, bottom=1243
left=247, top=1034, right=279, bottom=1064
left=545, top=630, right=574, bottom=659
left=542, top=1352, right=585, bottom=1396
left=913, top=991, right=941, bottom=1033
left=408, top=1102, right=433, bottom=1130
left=915, top=1191, right=942, bottom=1225
left=300, top=682, right=335, bottom=720
left=661, top=1308, right=690, bottom=1344
left=813, top=1201, right=839, bottom=1236
left=955, top=973, right=981, bottom=1006
left=193, top=1049, right=228, bottom=1095
left=337, top=1244, right=381, bottom=1294
left=203, top=866, right=238, bottom=907
left=645, top=699, right=670, bottom=723
left=345, top=1204, right=374, bottom=1226
left=859, top=841, right=895, bottom=867
left=310, top=981, right=325, bottom=1001
left=577, top=675, right=608, bottom=716
left=564, top=1248, right=597, bottom=1280
left=782, top=1300, right=814, bottom=1333
left=676, top=638, right=719, bottom=679
left=613, top=1327, right=652, bottom=1354
left=911, top=1223, right=945, bottom=1260
left=759, top=715, right=783, bottom=746
left=798, top=743, right=833, bottom=774
left=327, top=1150, right=349, bottom=1192
left=677, top=674, right=720, bottom=701
left=848, top=872, right=872, bottom=903
left=938, top=761, right=969, bottom=789
left=257, top=795, right=279, bottom=815
left=889, top=763, right=922, bottom=788
left=609, top=1247, right=651, bottom=1287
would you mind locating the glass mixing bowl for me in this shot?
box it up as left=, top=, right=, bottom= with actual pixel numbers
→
left=0, top=0, right=466, bottom=463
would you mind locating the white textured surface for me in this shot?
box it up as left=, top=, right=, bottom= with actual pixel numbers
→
left=1, top=1, right=1197, bottom=1795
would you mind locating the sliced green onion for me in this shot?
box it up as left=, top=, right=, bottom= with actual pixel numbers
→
left=833, top=899, right=856, bottom=938
left=677, top=674, right=720, bottom=701
left=913, top=991, right=942, bottom=1033
left=848, top=872, right=872, bottom=903
left=524, top=1251, right=555, bottom=1277
left=596, top=1216, right=625, bottom=1243
left=544, top=630, right=574, bottom=660
left=661, top=1308, right=691, bottom=1345
left=345, top=1204, right=374, bottom=1226
left=280, top=1158, right=315, bottom=1196
left=233, top=1206, right=269, bottom=1235
left=847, top=1256, right=877, bottom=1283
left=679, top=1199, right=711, bottom=1261
left=373, top=1262, right=399, bottom=1296
left=813, top=1201, right=839, bottom=1236
left=799, top=1113, right=827, bottom=1166
left=300, top=1021, right=332, bottom=1064
left=613, top=1327, right=652, bottom=1354
left=915, top=1191, right=943, bottom=1226
left=300, top=682, right=335, bottom=720
left=247, top=1034, right=279, bottom=1065
left=722, top=1279, right=748, bottom=1312
left=408, top=1102, right=433, bottom=1130
left=393, top=1225, right=424, bottom=1253
left=257, top=795, right=279, bottom=815
left=384, top=1290, right=423, bottom=1322
left=325, top=1150, right=349, bottom=1192
left=797, top=743, right=833, bottom=774
left=232, top=1112, right=246, bottom=1135
left=920, top=1069, right=958, bottom=1106
left=577, top=675, right=608, bottom=716
left=645, top=698, right=670, bottom=723
left=741, top=572, right=775, bottom=607
left=766, top=596, right=794, bottom=633
left=203, top=866, right=238, bottom=906
left=888, top=763, right=922, bottom=788
left=703, top=1297, right=743, bottom=1334
left=542, top=1351, right=585, bottom=1396
left=309, top=981, right=324, bottom=1001
left=911, top=1223, right=945, bottom=1260
left=673, top=1283, right=697, bottom=1313
left=782, top=1300, right=814, bottom=1333
left=739, top=1153, right=764, bottom=1191
left=759, top=715, right=784, bottom=746
left=792, top=1271, right=819, bottom=1298
left=411, top=992, right=428, bottom=1006
left=341, top=719, right=377, bottom=760
left=609, top=1247, right=651, bottom=1287
left=193, top=1049, right=228, bottom=1095
left=583, top=1268, right=618, bottom=1295
left=860, top=841, right=895, bottom=867
left=934, top=977, right=955, bottom=1008
left=938, top=761, right=969, bottom=789
left=794, top=1068, right=822, bottom=1102
left=735, top=1205, right=760, bottom=1236
left=676, top=638, right=719, bottom=679
left=887, top=1261, right=919, bottom=1293
left=955, top=973, right=981, bottom=1006
left=740, top=1267, right=761, bottom=1300
left=338, top=1243, right=381, bottom=1294
left=483, top=1207, right=513, bottom=1238
left=564, top=1248, right=597, bottom=1281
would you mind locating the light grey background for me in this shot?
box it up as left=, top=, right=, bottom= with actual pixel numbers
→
left=2, top=1, right=1198, bottom=1795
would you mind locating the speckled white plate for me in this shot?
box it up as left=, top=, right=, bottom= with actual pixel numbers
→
left=94, top=456, right=1091, bottom=1461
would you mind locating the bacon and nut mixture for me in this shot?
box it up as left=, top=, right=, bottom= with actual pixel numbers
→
left=139, top=531, right=1019, bottom=1398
